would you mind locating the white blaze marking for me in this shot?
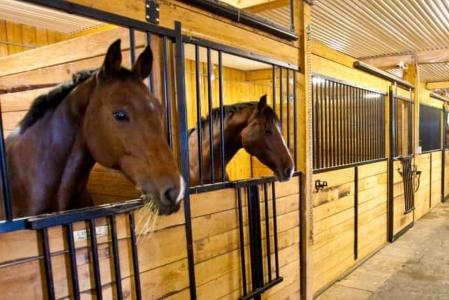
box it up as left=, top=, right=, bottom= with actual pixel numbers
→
left=276, top=124, right=294, bottom=179
left=176, top=176, right=186, bottom=204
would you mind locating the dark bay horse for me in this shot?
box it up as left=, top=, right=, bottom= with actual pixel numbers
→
left=3, top=39, right=184, bottom=217
left=188, top=95, right=294, bottom=185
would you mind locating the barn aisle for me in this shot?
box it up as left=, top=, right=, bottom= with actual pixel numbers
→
left=317, top=202, right=449, bottom=300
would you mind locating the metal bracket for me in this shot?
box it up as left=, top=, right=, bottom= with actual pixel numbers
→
left=315, top=180, right=328, bottom=192
left=145, top=0, right=160, bottom=24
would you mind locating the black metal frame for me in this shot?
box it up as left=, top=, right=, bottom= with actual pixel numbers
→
left=181, top=0, right=298, bottom=41
left=312, top=74, right=386, bottom=172
left=387, top=85, right=416, bottom=242
left=0, top=1, right=304, bottom=299
left=354, top=61, right=415, bottom=90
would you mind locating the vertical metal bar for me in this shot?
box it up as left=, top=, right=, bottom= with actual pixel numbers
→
left=162, top=36, right=173, bottom=148
left=293, top=71, right=298, bottom=170
left=324, top=79, right=329, bottom=168
left=174, top=23, right=197, bottom=299
left=312, top=77, right=317, bottom=169
left=318, top=78, right=323, bottom=169
left=145, top=32, right=154, bottom=92
left=337, top=83, right=343, bottom=166
left=247, top=185, right=264, bottom=294
left=286, top=69, right=290, bottom=148
left=442, top=106, right=447, bottom=201
left=352, top=86, right=357, bottom=164
left=329, top=81, right=335, bottom=167
left=345, top=85, right=349, bottom=165
left=430, top=152, right=433, bottom=208
left=66, top=223, right=80, bottom=300
left=279, top=67, right=283, bottom=134
left=195, top=45, right=204, bottom=185
left=263, top=183, right=272, bottom=281
left=207, top=47, right=215, bottom=183
left=41, top=228, right=55, bottom=300
left=388, top=86, right=395, bottom=242
left=237, top=187, right=248, bottom=296
left=129, top=28, right=136, bottom=65
left=354, top=166, right=359, bottom=260
left=335, top=82, right=340, bottom=166
left=89, top=219, right=103, bottom=300
left=272, top=65, right=276, bottom=114
left=330, top=82, right=338, bottom=167
left=0, top=110, right=12, bottom=220
left=128, top=213, right=142, bottom=300
left=358, top=87, right=362, bottom=162
left=109, top=215, right=123, bottom=300
left=218, top=51, right=225, bottom=181
left=271, top=183, right=280, bottom=278
left=289, top=0, right=295, bottom=32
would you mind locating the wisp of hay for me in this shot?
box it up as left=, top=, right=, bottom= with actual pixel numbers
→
left=136, top=194, right=159, bottom=244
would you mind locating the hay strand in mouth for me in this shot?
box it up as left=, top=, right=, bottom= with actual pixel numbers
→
left=136, top=194, right=159, bottom=244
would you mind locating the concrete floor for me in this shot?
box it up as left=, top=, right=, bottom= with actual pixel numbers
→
left=317, top=202, right=449, bottom=300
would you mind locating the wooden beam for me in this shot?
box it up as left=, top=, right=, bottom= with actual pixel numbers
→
left=427, top=81, right=449, bottom=90
left=362, top=48, right=449, bottom=69
left=245, top=0, right=289, bottom=13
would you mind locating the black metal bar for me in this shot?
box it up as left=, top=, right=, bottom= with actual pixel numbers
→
left=354, top=61, right=415, bottom=90
left=337, top=83, right=343, bottom=166
left=207, top=47, right=215, bottom=183
left=162, top=36, right=173, bottom=148
left=430, top=92, right=449, bottom=103
left=0, top=219, right=27, bottom=233
left=289, top=0, right=295, bottom=32
left=129, top=28, right=136, bottom=65
left=352, top=86, right=357, bottom=164
left=272, top=66, right=276, bottom=114
left=312, top=77, right=317, bottom=169
left=293, top=71, right=298, bottom=170
left=26, top=200, right=143, bottom=229
left=279, top=67, right=283, bottom=134
left=237, top=187, right=248, bottom=296
left=324, top=79, right=329, bottom=168
left=312, top=155, right=389, bottom=174
left=89, top=219, right=103, bottom=300
left=109, top=215, right=123, bottom=300
left=174, top=22, right=197, bottom=299
left=271, top=183, right=280, bottom=278
left=247, top=186, right=263, bottom=298
left=128, top=213, right=142, bottom=300
left=442, top=106, right=447, bottom=202
left=354, top=166, right=358, bottom=260
left=319, top=79, right=324, bottom=169
left=391, top=221, right=414, bottom=242
left=41, top=228, right=55, bottom=300
left=239, top=277, right=283, bottom=300
left=0, top=110, right=12, bottom=220
left=195, top=45, right=204, bottom=185
left=430, top=152, right=433, bottom=208
left=388, top=86, right=395, bottom=242
left=145, top=32, right=154, bottom=92
left=286, top=69, right=290, bottom=148
left=218, top=51, right=225, bottom=182
left=181, top=0, right=298, bottom=41
left=66, top=223, right=80, bottom=300
left=263, top=183, right=272, bottom=282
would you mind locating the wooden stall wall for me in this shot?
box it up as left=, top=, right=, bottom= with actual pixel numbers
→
left=0, top=19, right=67, bottom=57
left=311, top=161, right=387, bottom=294
left=310, top=42, right=392, bottom=294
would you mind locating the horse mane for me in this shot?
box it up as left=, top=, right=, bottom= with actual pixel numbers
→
left=19, top=70, right=97, bottom=133
left=189, top=101, right=279, bottom=136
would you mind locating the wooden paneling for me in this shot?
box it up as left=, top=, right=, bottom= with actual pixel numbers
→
left=0, top=20, right=67, bottom=57
left=415, top=153, right=431, bottom=221
left=312, top=161, right=387, bottom=295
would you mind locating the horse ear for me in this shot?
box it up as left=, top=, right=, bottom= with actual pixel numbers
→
left=132, top=46, right=153, bottom=79
left=258, top=95, right=267, bottom=112
left=101, top=39, right=122, bottom=78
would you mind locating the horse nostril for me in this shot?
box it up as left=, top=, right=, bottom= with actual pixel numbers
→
left=164, top=187, right=180, bottom=204
left=283, top=167, right=292, bottom=178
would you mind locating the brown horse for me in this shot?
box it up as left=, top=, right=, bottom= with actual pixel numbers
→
left=3, top=39, right=184, bottom=217
left=188, top=95, right=294, bottom=185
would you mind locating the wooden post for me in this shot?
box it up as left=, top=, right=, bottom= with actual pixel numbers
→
left=297, top=1, right=313, bottom=299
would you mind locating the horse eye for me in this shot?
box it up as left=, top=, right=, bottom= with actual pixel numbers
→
left=113, top=111, right=129, bottom=122
left=265, top=129, right=273, bottom=136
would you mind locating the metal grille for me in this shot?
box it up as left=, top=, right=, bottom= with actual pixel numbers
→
left=399, top=157, right=415, bottom=214
left=419, top=104, right=442, bottom=152
left=312, top=76, right=386, bottom=170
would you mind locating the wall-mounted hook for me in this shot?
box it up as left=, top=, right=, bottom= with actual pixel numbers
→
left=315, top=180, right=328, bottom=192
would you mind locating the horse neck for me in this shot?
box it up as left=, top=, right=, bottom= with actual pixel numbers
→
left=201, top=106, right=255, bottom=180
left=13, top=77, right=96, bottom=213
